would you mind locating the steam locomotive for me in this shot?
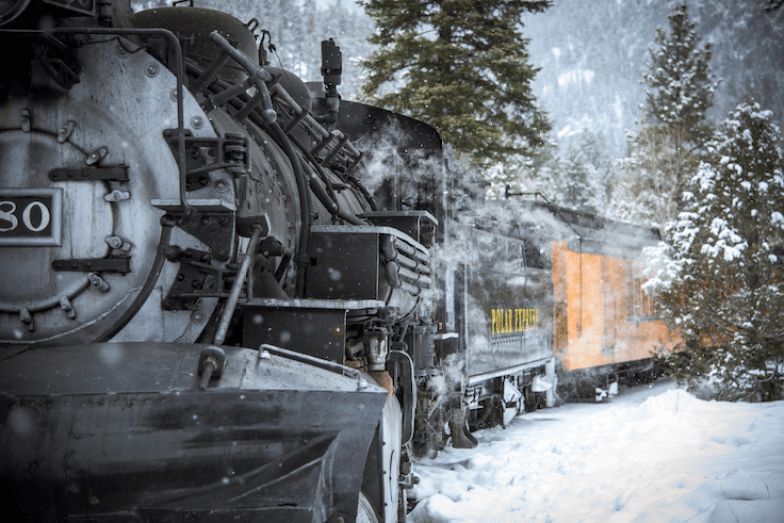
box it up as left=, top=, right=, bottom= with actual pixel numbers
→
left=0, top=1, right=674, bottom=522
left=1, top=1, right=418, bottom=521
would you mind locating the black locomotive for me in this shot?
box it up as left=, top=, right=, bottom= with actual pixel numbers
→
left=0, top=2, right=669, bottom=522
left=1, top=1, right=426, bottom=521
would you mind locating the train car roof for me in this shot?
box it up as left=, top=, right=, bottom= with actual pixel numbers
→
left=476, top=199, right=662, bottom=260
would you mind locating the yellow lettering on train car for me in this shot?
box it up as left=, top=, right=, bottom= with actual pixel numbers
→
left=490, top=307, right=540, bottom=335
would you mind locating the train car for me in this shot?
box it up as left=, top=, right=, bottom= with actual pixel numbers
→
left=546, top=205, right=677, bottom=399
left=0, top=2, right=427, bottom=522
left=491, top=198, right=678, bottom=401
left=446, top=224, right=556, bottom=428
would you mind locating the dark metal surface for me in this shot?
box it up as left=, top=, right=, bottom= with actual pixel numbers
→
left=243, top=303, right=349, bottom=363
left=359, top=210, right=438, bottom=248
left=336, top=100, right=443, bottom=154
left=133, top=7, right=259, bottom=85
left=306, top=230, right=382, bottom=301
left=458, top=226, right=555, bottom=378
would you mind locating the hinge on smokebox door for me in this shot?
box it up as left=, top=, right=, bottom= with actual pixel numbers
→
left=158, top=129, right=248, bottom=261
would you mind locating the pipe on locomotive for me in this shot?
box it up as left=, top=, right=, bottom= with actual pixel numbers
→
left=213, top=225, right=265, bottom=346
left=191, top=32, right=374, bottom=294
left=208, top=31, right=277, bottom=125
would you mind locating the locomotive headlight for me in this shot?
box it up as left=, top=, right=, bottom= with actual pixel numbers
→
left=0, top=0, right=30, bottom=26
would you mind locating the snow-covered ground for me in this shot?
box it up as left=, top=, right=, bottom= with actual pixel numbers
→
left=409, top=381, right=784, bottom=523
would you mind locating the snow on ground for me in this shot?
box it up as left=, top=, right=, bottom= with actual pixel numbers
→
left=409, top=381, right=784, bottom=523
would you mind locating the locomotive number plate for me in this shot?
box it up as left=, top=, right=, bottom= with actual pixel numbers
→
left=0, top=188, right=63, bottom=246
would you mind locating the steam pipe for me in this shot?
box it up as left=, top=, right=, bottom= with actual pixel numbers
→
left=213, top=226, right=264, bottom=346
left=268, top=122, right=312, bottom=297
left=208, top=31, right=277, bottom=124
left=289, top=134, right=367, bottom=226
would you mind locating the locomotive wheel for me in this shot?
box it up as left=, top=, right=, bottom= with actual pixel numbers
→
left=357, top=492, right=380, bottom=523
left=523, top=386, right=542, bottom=412
left=468, top=399, right=493, bottom=431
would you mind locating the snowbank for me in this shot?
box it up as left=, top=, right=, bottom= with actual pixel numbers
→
left=409, top=382, right=784, bottom=523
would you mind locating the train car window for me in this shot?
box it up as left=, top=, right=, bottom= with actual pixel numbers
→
left=523, top=240, right=545, bottom=269
left=627, top=261, right=659, bottom=320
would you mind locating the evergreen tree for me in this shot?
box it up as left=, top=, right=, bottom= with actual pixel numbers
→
left=504, top=128, right=612, bottom=211
left=616, top=3, right=720, bottom=229
left=645, top=98, right=784, bottom=401
left=490, top=134, right=559, bottom=201
left=554, top=144, right=596, bottom=213
left=577, top=130, right=613, bottom=191
left=642, top=3, right=717, bottom=148
left=609, top=127, right=680, bottom=229
left=359, top=0, right=552, bottom=171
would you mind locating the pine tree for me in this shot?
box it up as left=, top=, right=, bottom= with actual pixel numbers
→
left=645, top=98, right=784, bottom=401
left=609, top=127, right=681, bottom=229
left=642, top=3, right=717, bottom=148
left=359, top=0, right=551, bottom=171
left=616, top=3, right=720, bottom=229
left=577, top=129, right=613, bottom=192
left=490, top=134, right=559, bottom=201
left=554, top=144, right=596, bottom=213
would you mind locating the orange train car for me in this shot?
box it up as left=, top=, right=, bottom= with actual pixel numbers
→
left=543, top=207, right=678, bottom=398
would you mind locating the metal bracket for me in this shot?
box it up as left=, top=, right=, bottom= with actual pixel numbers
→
left=170, top=211, right=234, bottom=261
left=49, top=165, right=129, bottom=182
left=52, top=257, right=131, bottom=273
left=164, top=129, right=249, bottom=180
left=162, top=247, right=224, bottom=311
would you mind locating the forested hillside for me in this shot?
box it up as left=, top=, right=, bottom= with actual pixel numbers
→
left=522, top=0, right=784, bottom=156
